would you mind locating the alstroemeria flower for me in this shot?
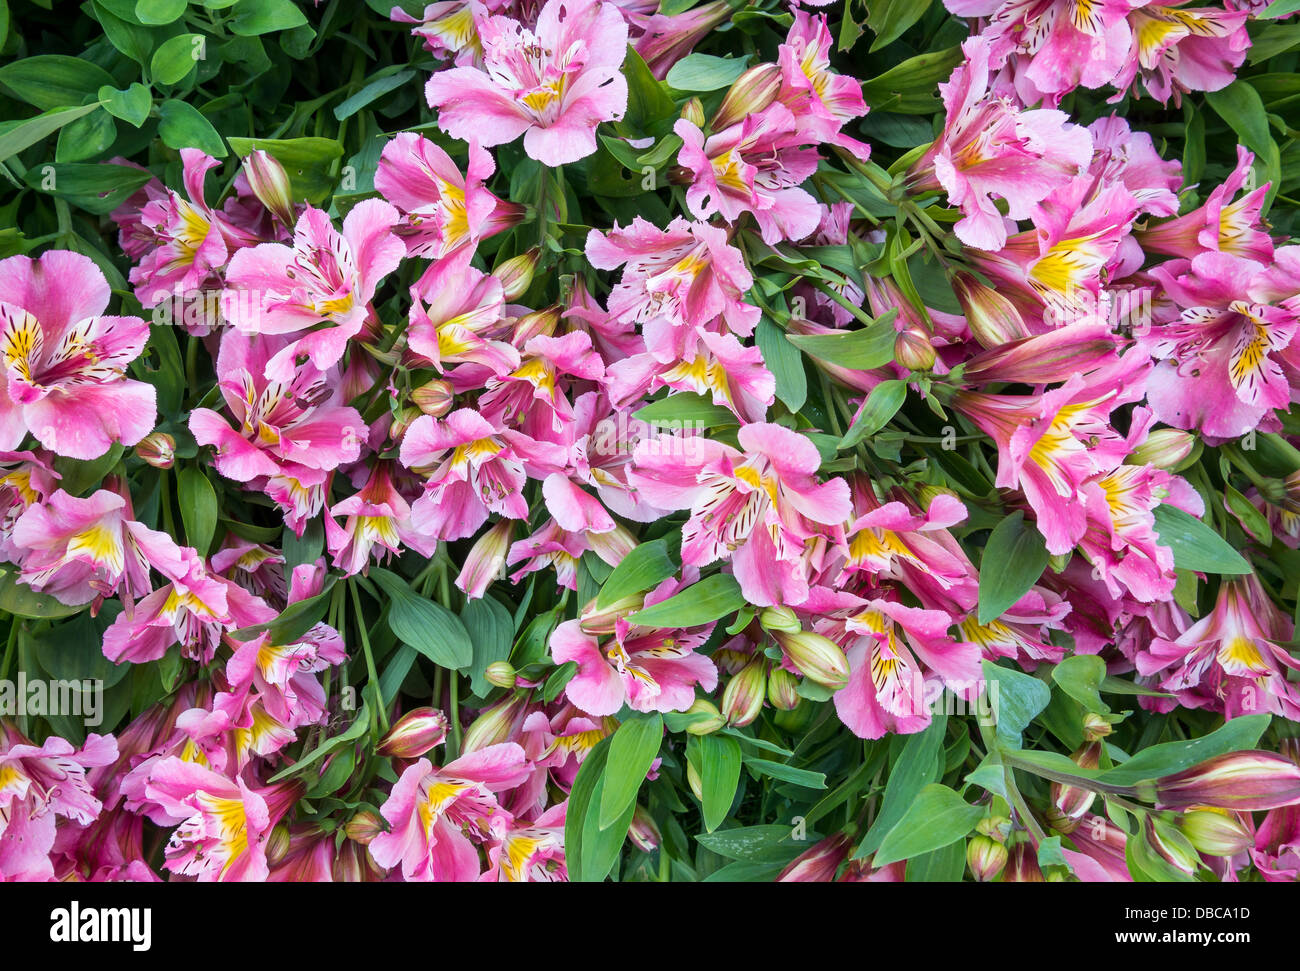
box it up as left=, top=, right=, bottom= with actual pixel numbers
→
left=326, top=462, right=434, bottom=575
left=374, top=132, right=523, bottom=262
left=0, top=725, right=117, bottom=882
left=629, top=422, right=851, bottom=607
left=225, top=622, right=347, bottom=731
left=775, top=8, right=871, bottom=158
left=1138, top=575, right=1300, bottom=720
left=1112, top=4, right=1250, bottom=106
left=11, top=484, right=186, bottom=605
left=425, top=0, right=629, bottom=166
left=143, top=758, right=300, bottom=882
left=482, top=803, right=568, bottom=881
left=585, top=216, right=760, bottom=336
left=0, top=250, right=157, bottom=460
left=190, top=330, right=367, bottom=485
left=478, top=330, right=607, bottom=437
left=0, top=448, right=59, bottom=562
left=400, top=407, right=564, bottom=541
left=369, top=744, right=532, bottom=881
left=907, top=35, right=1093, bottom=252
left=407, top=260, right=519, bottom=377
left=224, top=200, right=404, bottom=373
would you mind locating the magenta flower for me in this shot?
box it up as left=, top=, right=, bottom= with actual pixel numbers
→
left=629, top=422, right=851, bottom=607
left=224, top=200, right=404, bottom=373
left=326, top=462, right=434, bottom=575
left=369, top=744, right=531, bottom=881
left=407, top=260, right=519, bottom=377
left=1113, top=4, right=1250, bottom=105
left=908, top=35, right=1092, bottom=252
left=776, top=8, right=871, bottom=158
left=425, top=0, right=629, bottom=166
left=0, top=250, right=157, bottom=460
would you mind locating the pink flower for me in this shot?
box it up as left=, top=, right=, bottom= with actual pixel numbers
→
left=326, top=462, right=433, bottom=575
left=482, top=803, right=567, bottom=881
left=374, top=132, right=523, bottom=261
left=0, top=250, right=157, bottom=460
left=0, top=725, right=117, bottom=881
left=908, top=35, right=1092, bottom=252
left=776, top=9, right=871, bottom=158
left=1113, top=4, right=1250, bottom=105
left=406, top=260, right=519, bottom=377
left=425, top=0, right=629, bottom=166
left=369, top=744, right=531, bottom=881
left=399, top=407, right=563, bottom=541
left=224, top=200, right=404, bottom=373
left=629, top=422, right=850, bottom=607
left=225, top=622, right=347, bottom=732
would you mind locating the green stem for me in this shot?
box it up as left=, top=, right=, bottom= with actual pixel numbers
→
left=348, top=580, right=388, bottom=733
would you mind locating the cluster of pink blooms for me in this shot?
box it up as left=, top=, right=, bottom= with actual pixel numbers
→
left=1, top=0, right=1299, bottom=883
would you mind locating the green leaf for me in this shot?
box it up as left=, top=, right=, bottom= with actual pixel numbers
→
left=905, top=839, right=967, bottom=881
left=839, top=379, right=906, bottom=449
left=227, top=136, right=343, bottom=205
left=874, top=784, right=984, bottom=866
left=598, top=713, right=663, bottom=829
left=697, top=732, right=743, bottom=832
left=626, top=574, right=745, bottom=628
left=785, top=314, right=897, bottom=370
left=24, top=163, right=153, bottom=215
left=230, top=0, right=308, bottom=35
left=1051, top=654, right=1109, bottom=715
left=756, top=316, right=807, bottom=413
left=1097, top=715, right=1270, bottom=787
left=633, top=392, right=737, bottom=429
left=136, top=0, right=186, bottom=24
left=56, top=109, right=117, bottom=163
left=461, top=595, right=514, bottom=696
left=333, top=70, right=416, bottom=120
left=0, top=56, right=116, bottom=111
left=0, top=565, right=84, bottom=619
left=369, top=567, right=473, bottom=669
left=98, top=83, right=152, bottom=128
left=151, top=33, right=202, bottom=86
left=978, top=511, right=1049, bottom=624
left=158, top=99, right=226, bottom=156
left=0, top=103, right=105, bottom=165
left=177, top=467, right=218, bottom=556
left=982, top=660, right=1051, bottom=750
left=230, top=576, right=337, bottom=645
left=743, top=757, right=827, bottom=790
left=856, top=712, right=946, bottom=857
left=597, top=538, right=676, bottom=608
left=1224, top=483, right=1273, bottom=546
left=867, top=0, right=934, bottom=51
left=696, top=824, right=809, bottom=864
left=861, top=47, right=963, bottom=113
left=1152, top=504, right=1251, bottom=575
left=665, top=53, right=750, bottom=92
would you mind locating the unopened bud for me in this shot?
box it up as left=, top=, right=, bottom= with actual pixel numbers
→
left=1047, top=742, right=1101, bottom=834
left=462, top=694, right=528, bottom=753
left=687, top=759, right=703, bottom=802
left=759, top=605, right=801, bottom=634
left=456, top=519, right=513, bottom=600
left=513, top=306, right=560, bottom=344
left=680, top=97, right=706, bottom=128
left=494, top=247, right=539, bottom=302
left=954, top=271, right=1029, bottom=349
left=580, top=593, right=645, bottom=635
left=772, top=630, right=850, bottom=691
left=967, top=834, right=1008, bottom=882
left=684, top=698, right=726, bottom=736
left=484, top=661, right=517, bottom=690
left=894, top=326, right=936, bottom=372
left=627, top=805, right=661, bottom=852
left=1082, top=712, right=1113, bottom=741
left=722, top=657, right=767, bottom=727
left=1150, top=751, right=1300, bottom=812
left=411, top=378, right=454, bottom=417
left=1143, top=814, right=1200, bottom=876
left=712, top=63, right=782, bottom=132
left=1128, top=428, right=1197, bottom=470
left=135, top=432, right=175, bottom=469
left=1176, top=809, right=1253, bottom=857
left=776, top=832, right=852, bottom=882
left=244, top=150, right=297, bottom=228
left=376, top=707, right=450, bottom=759
left=344, top=810, right=384, bottom=845
left=389, top=406, right=423, bottom=444
left=977, top=815, right=1013, bottom=842
left=767, top=666, right=800, bottom=711
left=266, top=823, right=292, bottom=865
left=1002, top=841, right=1044, bottom=882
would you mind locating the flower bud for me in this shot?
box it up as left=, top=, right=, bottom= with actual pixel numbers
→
left=680, top=96, right=706, bottom=129
left=580, top=593, right=646, bottom=635
left=1150, top=751, right=1300, bottom=812
left=411, top=378, right=454, bottom=418
left=687, top=759, right=703, bottom=802
left=485, top=661, right=517, bottom=690
left=712, top=63, right=782, bottom=132
left=266, top=823, right=292, bottom=866
left=776, top=832, right=852, bottom=882
left=772, top=630, right=850, bottom=691
left=894, top=326, right=936, bottom=372
left=1142, top=814, right=1200, bottom=876
left=759, top=605, right=801, bottom=634
left=135, top=431, right=176, bottom=469
left=463, top=693, right=529, bottom=753
left=336, top=839, right=385, bottom=882
left=1002, top=841, right=1044, bottom=882
left=344, top=810, right=384, bottom=845
left=1127, top=428, right=1197, bottom=471
left=767, top=666, right=800, bottom=711
left=493, top=247, right=539, bottom=302
left=388, top=405, right=423, bottom=444
left=244, top=149, right=296, bottom=228
left=455, top=519, right=513, bottom=600
left=1047, top=742, right=1101, bottom=834
left=1082, top=712, right=1113, bottom=742
left=512, top=306, right=559, bottom=344
left=627, top=805, right=661, bottom=852
left=722, top=657, right=767, bottom=727
left=954, top=271, right=1029, bottom=349
left=376, top=706, right=450, bottom=759
left=967, top=834, right=1008, bottom=882
left=1176, top=809, right=1253, bottom=857
left=684, top=698, right=727, bottom=736
left=977, top=814, right=1012, bottom=842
